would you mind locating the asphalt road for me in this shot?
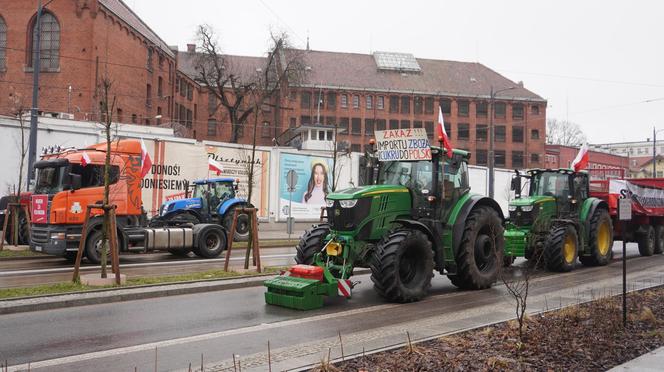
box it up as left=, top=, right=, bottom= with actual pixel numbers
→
left=2, top=242, right=663, bottom=372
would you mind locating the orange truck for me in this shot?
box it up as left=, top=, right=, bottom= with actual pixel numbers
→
left=30, top=140, right=228, bottom=263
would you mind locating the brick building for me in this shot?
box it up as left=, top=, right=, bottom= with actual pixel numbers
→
left=545, top=144, right=629, bottom=177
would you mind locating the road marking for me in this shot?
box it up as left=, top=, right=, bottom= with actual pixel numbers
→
left=0, top=254, right=294, bottom=277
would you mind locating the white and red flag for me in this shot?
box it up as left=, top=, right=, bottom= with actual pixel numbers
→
left=208, top=157, right=223, bottom=175
left=437, top=106, right=453, bottom=158
left=140, top=138, right=152, bottom=178
left=571, top=142, right=589, bottom=172
left=80, top=152, right=91, bottom=166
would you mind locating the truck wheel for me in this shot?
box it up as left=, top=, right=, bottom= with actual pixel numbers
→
left=85, top=229, right=111, bottom=265
left=448, top=206, right=503, bottom=290
left=295, top=224, right=330, bottom=265
left=654, top=226, right=664, bottom=254
left=580, top=208, right=613, bottom=266
left=193, top=226, right=227, bottom=258
left=370, top=229, right=434, bottom=303
left=223, top=205, right=252, bottom=242
left=638, top=226, right=655, bottom=256
left=544, top=225, right=578, bottom=272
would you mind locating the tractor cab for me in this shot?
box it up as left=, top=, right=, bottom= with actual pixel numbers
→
left=190, top=178, right=238, bottom=212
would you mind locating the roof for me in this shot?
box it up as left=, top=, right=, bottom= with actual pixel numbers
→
left=177, top=48, right=546, bottom=102
left=98, top=0, right=175, bottom=58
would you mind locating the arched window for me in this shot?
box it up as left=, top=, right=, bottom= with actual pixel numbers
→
left=28, top=11, right=60, bottom=70
left=0, top=16, right=6, bottom=71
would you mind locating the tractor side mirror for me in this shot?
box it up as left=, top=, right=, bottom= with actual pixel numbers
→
left=70, top=173, right=82, bottom=191
left=511, top=176, right=521, bottom=198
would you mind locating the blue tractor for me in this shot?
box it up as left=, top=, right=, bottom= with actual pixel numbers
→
left=152, top=178, right=254, bottom=245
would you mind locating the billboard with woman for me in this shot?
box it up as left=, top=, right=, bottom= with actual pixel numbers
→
left=279, top=153, right=333, bottom=219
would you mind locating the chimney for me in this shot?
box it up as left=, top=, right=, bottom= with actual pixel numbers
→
left=517, top=81, right=524, bottom=87
left=187, top=44, right=196, bottom=53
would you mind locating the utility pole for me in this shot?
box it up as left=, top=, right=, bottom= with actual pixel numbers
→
left=27, top=0, right=44, bottom=188
left=488, top=85, right=515, bottom=199
left=653, top=126, right=657, bottom=178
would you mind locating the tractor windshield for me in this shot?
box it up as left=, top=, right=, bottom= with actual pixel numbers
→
left=377, top=158, right=469, bottom=192
left=530, top=172, right=570, bottom=199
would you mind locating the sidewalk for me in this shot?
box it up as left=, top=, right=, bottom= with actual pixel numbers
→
left=256, top=221, right=314, bottom=240
left=609, top=346, right=664, bottom=371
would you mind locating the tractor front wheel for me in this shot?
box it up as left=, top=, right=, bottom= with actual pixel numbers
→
left=295, top=224, right=330, bottom=265
left=223, top=205, right=252, bottom=242
left=544, top=225, right=578, bottom=272
left=580, top=208, right=613, bottom=266
left=370, top=229, right=434, bottom=303
left=638, top=226, right=655, bottom=256
left=448, top=206, right=503, bottom=290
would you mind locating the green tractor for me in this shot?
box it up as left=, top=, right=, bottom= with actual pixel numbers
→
left=504, top=169, right=613, bottom=271
left=264, top=147, right=505, bottom=310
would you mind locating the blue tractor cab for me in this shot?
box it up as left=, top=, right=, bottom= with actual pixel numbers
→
left=153, top=177, right=253, bottom=243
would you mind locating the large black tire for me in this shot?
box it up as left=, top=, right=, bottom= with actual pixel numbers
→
left=193, top=226, right=227, bottom=258
left=654, top=225, right=664, bottom=254
left=448, top=206, right=504, bottom=290
left=223, top=204, right=252, bottom=242
left=4, top=211, right=30, bottom=245
left=638, top=226, right=655, bottom=256
left=580, top=208, right=614, bottom=267
left=85, top=229, right=111, bottom=265
left=295, top=224, right=331, bottom=265
left=370, top=229, right=434, bottom=303
left=544, top=225, right=578, bottom=272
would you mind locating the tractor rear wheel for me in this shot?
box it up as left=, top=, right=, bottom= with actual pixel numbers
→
left=544, top=225, right=578, bottom=272
left=295, top=224, right=330, bottom=265
left=224, top=205, right=252, bottom=242
left=638, top=226, right=655, bottom=256
left=580, top=208, right=613, bottom=266
left=654, top=226, right=664, bottom=254
left=448, top=206, right=503, bottom=290
left=370, top=229, right=433, bottom=303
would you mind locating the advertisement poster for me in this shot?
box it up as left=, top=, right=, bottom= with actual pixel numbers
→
left=279, top=153, right=333, bottom=219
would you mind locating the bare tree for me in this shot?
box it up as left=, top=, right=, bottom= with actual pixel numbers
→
left=546, top=118, right=587, bottom=147
left=194, top=25, right=306, bottom=143
left=97, top=76, right=117, bottom=279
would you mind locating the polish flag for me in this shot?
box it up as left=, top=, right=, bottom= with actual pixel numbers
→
left=140, top=138, right=152, bottom=178
left=208, top=157, right=223, bottom=175
left=571, top=143, right=589, bottom=172
left=80, top=152, right=91, bottom=166
left=437, top=106, right=453, bottom=158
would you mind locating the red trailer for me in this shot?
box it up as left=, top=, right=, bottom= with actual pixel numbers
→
left=589, top=169, right=664, bottom=255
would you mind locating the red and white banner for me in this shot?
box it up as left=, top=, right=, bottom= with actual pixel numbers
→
left=609, top=179, right=664, bottom=215
left=337, top=279, right=352, bottom=298
left=571, top=143, right=589, bottom=172
left=31, top=195, right=48, bottom=224
left=438, top=107, right=453, bottom=158
left=80, top=152, right=91, bottom=166
left=208, top=157, right=223, bottom=175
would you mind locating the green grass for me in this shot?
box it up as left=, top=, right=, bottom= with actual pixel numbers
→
left=0, top=266, right=286, bottom=300
left=0, top=250, right=46, bottom=258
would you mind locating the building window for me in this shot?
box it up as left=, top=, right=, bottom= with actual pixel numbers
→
left=389, top=119, right=399, bottom=129
left=366, top=95, right=373, bottom=110
left=186, top=109, right=193, bottom=128
left=414, top=97, right=423, bottom=115
left=476, top=101, right=488, bottom=117
left=340, top=94, right=348, bottom=108
left=351, top=144, right=361, bottom=152
left=512, top=104, right=524, bottom=120
left=146, top=84, right=152, bottom=107
left=439, top=99, right=451, bottom=115
left=175, top=77, right=179, bottom=93
left=208, top=93, right=217, bottom=114
left=0, top=16, right=6, bottom=70
left=364, top=119, right=374, bottom=134
left=495, top=150, right=506, bottom=168
left=531, top=153, right=540, bottom=164
left=326, top=116, right=336, bottom=126
left=476, top=124, right=487, bottom=142
left=327, top=92, right=336, bottom=110
left=389, top=95, right=399, bottom=113
left=495, top=125, right=506, bottom=142
left=424, top=97, right=434, bottom=115
left=425, top=121, right=434, bottom=138
left=157, top=77, right=163, bottom=97
left=300, top=115, right=311, bottom=125
left=401, top=96, right=410, bottom=114
left=351, top=118, right=362, bottom=134
left=207, top=119, right=217, bottom=136
left=458, top=123, right=469, bottom=140
left=147, top=47, right=153, bottom=70
left=413, top=120, right=423, bottom=128
left=156, top=107, right=162, bottom=125
left=28, top=11, right=60, bottom=70
left=116, top=108, right=123, bottom=123
left=512, top=151, right=524, bottom=168
left=352, top=95, right=360, bottom=109
left=187, top=83, right=193, bottom=101
left=377, top=96, right=385, bottom=110
left=531, top=105, right=540, bottom=115
left=458, top=101, right=469, bottom=117
left=494, top=102, right=506, bottom=118
left=476, top=149, right=488, bottom=166
left=131, top=114, right=137, bottom=124
left=531, top=129, right=540, bottom=140
left=512, top=126, right=524, bottom=143
left=301, top=91, right=311, bottom=109
left=158, top=54, right=164, bottom=69
left=179, top=79, right=186, bottom=97
left=339, top=117, right=349, bottom=133
left=376, top=119, right=386, bottom=131
left=445, top=123, right=452, bottom=139
left=401, top=120, right=411, bottom=129
left=261, top=121, right=271, bottom=138
left=289, top=117, right=296, bottom=128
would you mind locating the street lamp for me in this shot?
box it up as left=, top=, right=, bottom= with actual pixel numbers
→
left=652, top=126, right=664, bottom=177
left=488, top=86, right=516, bottom=199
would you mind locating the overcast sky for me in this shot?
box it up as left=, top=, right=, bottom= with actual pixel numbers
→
left=129, top=0, right=664, bottom=144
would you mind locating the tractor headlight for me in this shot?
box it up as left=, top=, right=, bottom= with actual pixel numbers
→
left=339, top=199, right=358, bottom=208
left=508, top=205, right=517, bottom=212
left=325, top=199, right=335, bottom=208
left=521, top=205, right=534, bottom=212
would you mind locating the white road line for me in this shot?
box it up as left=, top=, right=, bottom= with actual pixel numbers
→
left=0, top=254, right=294, bottom=276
